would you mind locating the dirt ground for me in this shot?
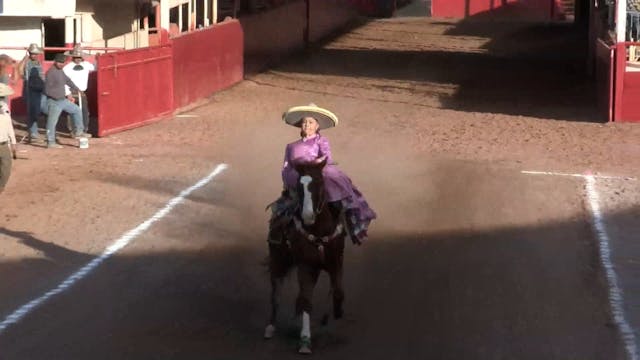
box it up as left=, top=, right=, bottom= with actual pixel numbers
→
left=0, top=15, right=638, bottom=360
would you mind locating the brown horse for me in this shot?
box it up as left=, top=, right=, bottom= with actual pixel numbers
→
left=264, top=159, right=346, bottom=354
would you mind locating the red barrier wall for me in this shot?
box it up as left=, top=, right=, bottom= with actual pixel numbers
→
left=431, top=0, right=563, bottom=21
left=95, top=45, right=174, bottom=136
left=173, top=20, right=244, bottom=109
left=614, top=44, right=640, bottom=123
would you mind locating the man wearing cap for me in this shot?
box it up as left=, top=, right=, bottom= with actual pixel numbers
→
left=17, top=43, right=45, bottom=144
left=63, top=45, right=95, bottom=137
left=0, top=83, right=17, bottom=193
left=44, top=53, right=86, bottom=149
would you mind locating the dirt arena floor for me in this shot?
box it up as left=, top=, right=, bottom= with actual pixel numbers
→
left=1, top=13, right=639, bottom=360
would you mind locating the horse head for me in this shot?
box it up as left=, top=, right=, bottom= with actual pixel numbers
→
left=294, top=158, right=328, bottom=226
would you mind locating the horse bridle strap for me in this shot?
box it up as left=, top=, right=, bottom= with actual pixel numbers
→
left=293, top=217, right=344, bottom=246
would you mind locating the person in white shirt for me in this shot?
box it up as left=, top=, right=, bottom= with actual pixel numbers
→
left=63, top=45, right=95, bottom=137
left=0, top=83, right=17, bottom=193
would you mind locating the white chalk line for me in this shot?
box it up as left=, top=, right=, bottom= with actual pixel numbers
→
left=584, top=175, right=638, bottom=360
left=524, top=169, right=638, bottom=358
left=522, top=170, right=637, bottom=181
left=0, top=163, right=228, bottom=334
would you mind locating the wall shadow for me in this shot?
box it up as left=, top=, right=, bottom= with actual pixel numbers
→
left=0, top=206, right=634, bottom=359
left=267, top=16, right=599, bottom=122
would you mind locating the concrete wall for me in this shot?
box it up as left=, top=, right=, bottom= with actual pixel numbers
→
left=0, top=0, right=75, bottom=17
left=0, top=17, right=43, bottom=60
left=76, top=0, right=145, bottom=49
left=241, top=0, right=358, bottom=72
left=309, top=0, right=358, bottom=42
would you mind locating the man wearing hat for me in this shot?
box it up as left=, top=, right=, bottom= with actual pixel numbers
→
left=0, top=83, right=17, bottom=193
left=43, top=53, right=86, bottom=149
left=63, top=45, right=95, bottom=136
left=17, top=43, right=45, bottom=144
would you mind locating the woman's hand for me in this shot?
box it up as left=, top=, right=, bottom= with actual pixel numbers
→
left=313, top=155, right=327, bottom=164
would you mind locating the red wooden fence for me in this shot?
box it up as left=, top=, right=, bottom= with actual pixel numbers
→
left=172, top=20, right=243, bottom=109
left=95, top=45, right=174, bottom=137
left=431, top=0, right=565, bottom=21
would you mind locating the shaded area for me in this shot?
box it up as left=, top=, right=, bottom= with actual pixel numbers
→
left=395, top=0, right=431, bottom=17
left=0, top=228, right=92, bottom=320
left=270, top=18, right=598, bottom=122
left=0, top=207, right=629, bottom=359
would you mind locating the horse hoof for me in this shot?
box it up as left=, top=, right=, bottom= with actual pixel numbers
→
left=264, top=324, right=276, bottom=339
left=298, top=336, right=312, bottom=354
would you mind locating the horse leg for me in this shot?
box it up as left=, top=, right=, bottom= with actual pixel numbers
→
left=265, top=243, right=291, bottom=339
left=329, top=237, right=345, bottom=319
left=264, top=275, right=283, bottom=339
left=296, top=263, right=320, bottom=354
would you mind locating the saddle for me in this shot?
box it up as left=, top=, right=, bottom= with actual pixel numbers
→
left=267, top=190, right=353, bottom=246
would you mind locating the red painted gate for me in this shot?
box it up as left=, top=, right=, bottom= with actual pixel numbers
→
left=172, top=21, right=243, bottom=109
left=95, top=45, right=174, bottom=137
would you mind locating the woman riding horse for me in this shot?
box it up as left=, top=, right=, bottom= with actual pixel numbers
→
left=265, top=103, right=377, bottom=354
left=276, top=103, right=377, bottom=244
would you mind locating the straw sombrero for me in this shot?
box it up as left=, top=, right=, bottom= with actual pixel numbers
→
left=282, top=103, right=339, bottom=130
left=0, top=83, right=14, bottom=97
left=26, top=43, right=43, bottom=55
left=64, top=45, right=88, bottom=58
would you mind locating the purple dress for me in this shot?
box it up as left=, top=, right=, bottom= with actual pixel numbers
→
left=281, top=134, right=377, bottom=242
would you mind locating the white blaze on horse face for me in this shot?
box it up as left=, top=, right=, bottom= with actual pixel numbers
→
left=300, top=175, right=315, bottom=225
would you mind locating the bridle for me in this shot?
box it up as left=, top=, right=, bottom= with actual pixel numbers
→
left=294, top=172, right=344, bottom=260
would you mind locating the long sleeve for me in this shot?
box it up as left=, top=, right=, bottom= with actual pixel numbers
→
left=282, top=144, right=291, bottom=186
left=65, top=73, right=79, bottom=92
left=283, top=144, right=291, bottom=169
left=317, top=136, right=333, bottom=164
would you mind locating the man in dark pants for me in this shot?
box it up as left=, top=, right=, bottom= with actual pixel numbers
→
left=17, top=43, right=45, bottom=144
left=44, top=53, right=87, bottom=149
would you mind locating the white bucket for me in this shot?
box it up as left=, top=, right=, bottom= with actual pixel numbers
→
left=78, top=137, right=89, bottom=149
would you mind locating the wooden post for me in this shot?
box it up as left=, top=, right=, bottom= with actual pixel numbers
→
left=617, top=0, right=627, bottom=43
left=212, top=0, right=218, bottom=24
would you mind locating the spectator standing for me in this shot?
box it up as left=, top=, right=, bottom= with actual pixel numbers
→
left=63, top=45, right=95, bottom=137
left=44, top=53, right=87, bottom=149
left=17, top=44, right=45, bottom=144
